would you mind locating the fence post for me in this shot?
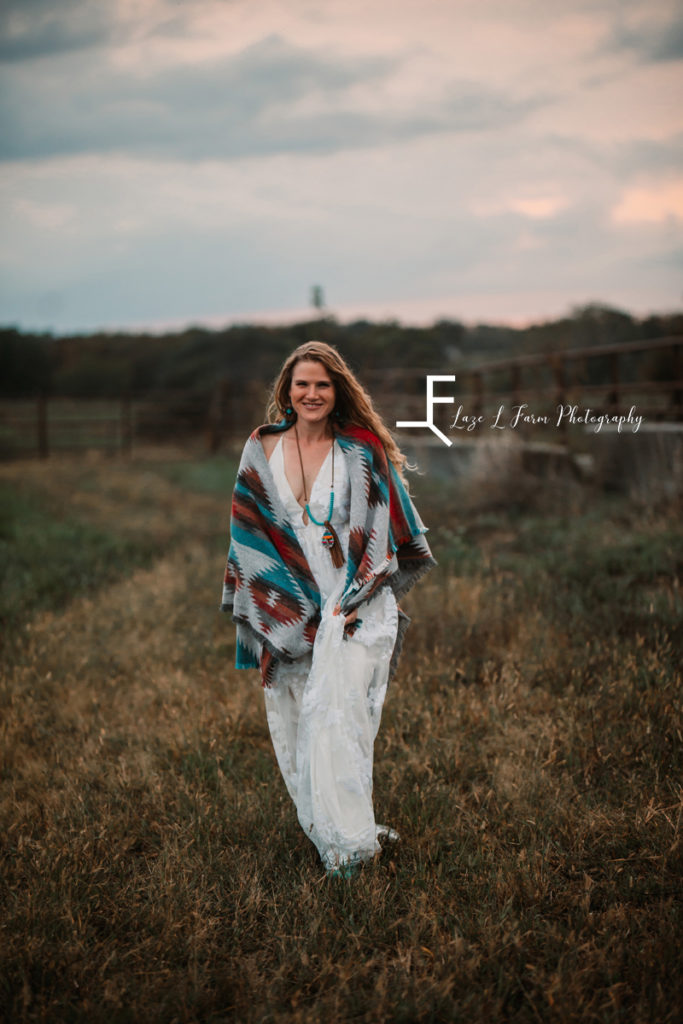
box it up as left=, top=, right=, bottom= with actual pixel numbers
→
left=472, top=371, right=484, bottom=417
left=511, top=364, right=522, bottom=408
left=120, top=394, right=133, bottom=456
left=37, top=392, right=49, bottom=459
left=607, top=353, right=620, bottom=411
left=672, top=342, right=681, bottom=421
left=552, top=356, right=567, bottom=440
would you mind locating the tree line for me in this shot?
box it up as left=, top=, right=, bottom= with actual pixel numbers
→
left=1, top=304, right=681, bottom=399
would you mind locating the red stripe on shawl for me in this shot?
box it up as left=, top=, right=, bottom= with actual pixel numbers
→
left=233, top=475, right=314, bottom=584
left=341, top=423, right=425, bottom=551
left=356, top=528, right=378, bottom=578
left=231, top=496, right=262, bottom=531
left=249, top=577, right=304, bottom=628
left=341, top=423, right=384, bottom=455
left=239, top=465, right=273, bottom=511
left=223, top=559, right=243, bottom=589
left=303, top=615, right=320, bottom=646
left=347, top=524, right=366, bottom=569
left=389, top=495, right=414, bottom=547
left=260, top=648, right=275, bottom=687
left=266, top=525, right=312, bottom=579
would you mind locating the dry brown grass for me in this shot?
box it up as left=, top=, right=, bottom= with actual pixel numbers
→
left=1, top=455, right=681, bottom=1023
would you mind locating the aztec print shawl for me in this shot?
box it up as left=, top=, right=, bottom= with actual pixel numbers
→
left=221, top=421, right=436, bottom=686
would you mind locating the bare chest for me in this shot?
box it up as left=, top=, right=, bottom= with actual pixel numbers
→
left=281, top=438, right=332, bottom=507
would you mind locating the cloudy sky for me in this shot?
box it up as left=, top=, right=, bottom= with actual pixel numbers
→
left=1, top=0, right=682, bottom=333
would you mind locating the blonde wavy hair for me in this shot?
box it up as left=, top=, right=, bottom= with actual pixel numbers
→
left=266, top=340, right=411, bottom=484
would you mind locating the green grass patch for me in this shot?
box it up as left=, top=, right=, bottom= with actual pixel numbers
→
left=149, top=455, right=238, bottom=497
left=0, top=482, right=157, bottom=640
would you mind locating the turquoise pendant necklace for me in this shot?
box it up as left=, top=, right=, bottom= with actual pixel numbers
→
left=293, top=424, right=345, bottom=568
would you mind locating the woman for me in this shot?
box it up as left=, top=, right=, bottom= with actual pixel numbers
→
left=221, top=341, right=435, bottom=877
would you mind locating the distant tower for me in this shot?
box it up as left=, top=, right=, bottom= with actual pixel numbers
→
left=310, top=285, right=325, bottom=313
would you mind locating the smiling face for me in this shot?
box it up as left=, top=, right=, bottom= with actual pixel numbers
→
left=289, top=359, right=336, bottom=425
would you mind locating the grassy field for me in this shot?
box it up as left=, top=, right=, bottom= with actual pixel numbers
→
left=0, top=452, right=681, bottom=1023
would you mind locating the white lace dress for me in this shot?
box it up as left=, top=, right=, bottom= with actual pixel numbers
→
left=264, top=436, right=399, bottom=872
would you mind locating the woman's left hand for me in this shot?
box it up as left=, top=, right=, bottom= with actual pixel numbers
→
left=333, top=604, right=358, bottom=625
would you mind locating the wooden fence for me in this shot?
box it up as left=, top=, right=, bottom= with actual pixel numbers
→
left=1, top=336, right=680, bottom=459
left=0, top=393, right=216, bottom=460
left=374, top=336, right=682, bottom=431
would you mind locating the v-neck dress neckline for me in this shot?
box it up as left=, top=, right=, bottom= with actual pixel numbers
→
left=272, top=434, right=333, bottom=519
left=269, top=433, right=351, bottom=601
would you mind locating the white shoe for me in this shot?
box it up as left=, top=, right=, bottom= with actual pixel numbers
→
left=376, top=825, right=400, bottom=844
